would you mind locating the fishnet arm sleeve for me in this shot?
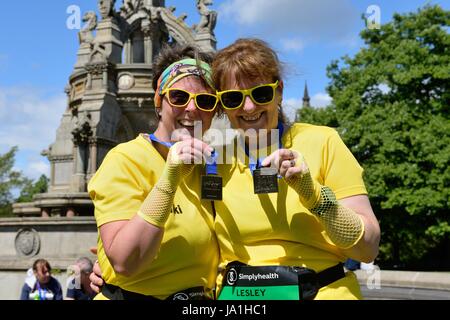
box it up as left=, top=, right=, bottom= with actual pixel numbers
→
left=286, top=172, right=364, bottom=249
left=311, top=186, right=364, bottom=249
left=137, top=143, right=193, bottom=228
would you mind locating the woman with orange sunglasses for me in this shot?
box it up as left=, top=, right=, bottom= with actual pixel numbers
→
left=87, top=44, right=219, bottom=300
left=211, top=38, right=381, bottom=300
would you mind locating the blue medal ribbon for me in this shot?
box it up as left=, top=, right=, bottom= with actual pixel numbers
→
left=244, top=121, right=285, bottom=175
left=205, top=150, right=218, bottom=175
left=149, top=133, right=175, bottom=148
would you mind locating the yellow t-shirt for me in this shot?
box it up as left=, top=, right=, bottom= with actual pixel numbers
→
left=213, top=123, right=367, bottom=300
left=88, top=134, right=219, bottom=299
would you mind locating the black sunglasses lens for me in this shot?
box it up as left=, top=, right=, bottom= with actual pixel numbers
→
left=168, top=90, right=190, bottom=106
left=221, top=91, right=244, bottom=109
left=252, top=85, right=274, bottom=104
left=196, top=95, right=217, bottom=110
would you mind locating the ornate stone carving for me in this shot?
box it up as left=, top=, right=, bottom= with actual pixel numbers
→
left=85, top=60, right=109, bottom=76
left=141, top=19, right=158, bottom=38
left=194, top=0, right=217, bottom=33
left=98, top=0, right=116, bottom=20
left=72, top=111, right=93, bottom=145
left=78, top=12, right=98, bottom=45
left=15, top=228, right=41, bottom=257
left=157, top=7, right=196, bottom=45
left=87, top=43, right=108, bottom=66
left=117, top=96, right=152, bottom=108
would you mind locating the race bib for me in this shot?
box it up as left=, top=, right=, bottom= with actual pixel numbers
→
left=218, top=265, right=311, bottom=300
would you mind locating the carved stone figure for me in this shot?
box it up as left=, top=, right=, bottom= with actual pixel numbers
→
left=72, top=111, right=93, bottom=177
left=98, top=0, right=116, bottom=20
left=72, top=111, right=93, bottom=146
left=78, top=12, right=98, bottom=45
left=194, top=0, right=217, bottom=33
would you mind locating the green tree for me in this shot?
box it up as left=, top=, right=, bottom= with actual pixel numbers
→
left=297, top=5, right=449, bottom=268
left=296, top=104, right=338, bottom=128
left=0, top=147, right=27, bottom=217
left=17, top=174, right=49, bottom=203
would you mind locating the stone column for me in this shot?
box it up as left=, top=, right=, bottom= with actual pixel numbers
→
left=124, top=40, right=132, bottom=64
left=75, top=43, right=95, bottom=71
left=142, top=20, right=154, bottom=64
left=86, top=137, right=98, bottom=182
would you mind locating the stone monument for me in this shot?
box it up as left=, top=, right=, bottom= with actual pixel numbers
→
left=2, top=0, right=219, bottom=300
left=13, top=0, right=218, bottom=218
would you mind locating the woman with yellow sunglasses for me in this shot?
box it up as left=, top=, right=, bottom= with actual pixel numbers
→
left=87, top=44, right=219, bottom=300
left=211, top=38, right=381, bottom=300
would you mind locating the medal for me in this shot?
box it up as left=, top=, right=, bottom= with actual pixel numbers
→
left=244, top=121, right=284, bottom=194
left=201, top=175, right=223, bottom=200
left=253, top=167, right=279, bottom=194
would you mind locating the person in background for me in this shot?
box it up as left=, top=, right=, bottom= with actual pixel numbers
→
left=20, top=259, right=63, bottom=300
left=66, top=257, right=96, bottom=300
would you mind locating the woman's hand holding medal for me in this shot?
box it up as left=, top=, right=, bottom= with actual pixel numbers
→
left=262, top=149, right=322, bottom=209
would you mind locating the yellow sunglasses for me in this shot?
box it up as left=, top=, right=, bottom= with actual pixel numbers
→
left=162, top=88, right=218, bottom=112
left=217, top=81, right=279, bottom=110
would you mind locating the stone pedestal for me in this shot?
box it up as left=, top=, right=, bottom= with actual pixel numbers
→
left=32, top=193, right=94, bottom=217
left=194, top=31, right=217, bottom=53
left=94, top=18, right=123, bottom=64
left=74, top=43, right=93, bottom=71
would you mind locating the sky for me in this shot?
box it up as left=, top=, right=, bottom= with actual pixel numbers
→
left=0, top=0, right=448, bottom=182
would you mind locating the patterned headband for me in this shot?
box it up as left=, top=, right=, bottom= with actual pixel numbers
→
left=154, top=58, right=214, bottom=108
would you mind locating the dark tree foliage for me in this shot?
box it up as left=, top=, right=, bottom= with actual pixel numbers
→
left=297, top=5, right=449, bottom=269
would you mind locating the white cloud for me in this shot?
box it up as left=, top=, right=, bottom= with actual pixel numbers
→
left=280, top=38, right=304, bottom=52
left=311, top=93, right=333, bottom=108
left=282, top=93, right=333, bottom=121
left=219, top=0, right=359, bottom=42
left=0, top=86, right=66, bottom=181
left=220, top=0, right=278, bottom=25
left=283, top=98, right=303, bottom=122
left=26, top=160, right=50, bottom=179
left=0, top=86, right=66, bottom=153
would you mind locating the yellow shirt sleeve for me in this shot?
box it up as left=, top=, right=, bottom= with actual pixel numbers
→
left=88, top=149, right=153, bottom=227
left=322, top=129, right=368, bottom=200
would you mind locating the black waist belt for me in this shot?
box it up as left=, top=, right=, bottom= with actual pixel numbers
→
left=219, top=262, right=346, bottom=300
left=102, top=283, right=213, bottom=301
